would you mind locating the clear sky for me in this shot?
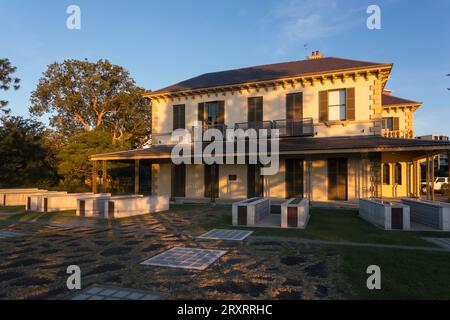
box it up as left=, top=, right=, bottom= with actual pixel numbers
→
left=1, top=0, right=449, bottom=136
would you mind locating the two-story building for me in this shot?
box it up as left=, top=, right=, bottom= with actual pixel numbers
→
left=91, top=53, right=450, bottom=204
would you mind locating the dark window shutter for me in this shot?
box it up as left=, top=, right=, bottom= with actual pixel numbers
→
left=287, top=93, right=303, bottom=121
left=248, top=97, right=263, bottom=123
left=171, top=164, right=186, bottom=197
left=248, top=97, right=255, bottom=122
left=198, top=102, right=205, bottom=123
left=256, top=97, right=263, bottom=122
left=319, top=91, right=328, bottom=122
left=173, top=105, right=185, bottom=130
left=286, top=94, right=294, bottom=121
left=393, top=117, right=400, bottom=131
left=217, top=101, right=225, bottom=124
left=346, top=88, right=355, bottom=120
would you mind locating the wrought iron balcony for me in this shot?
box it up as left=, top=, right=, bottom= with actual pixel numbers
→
left=234, top=121, right=273, bottom=131
left=382, top=129, right=413, bottom=139
left=273, top=118, right=314, bottom=137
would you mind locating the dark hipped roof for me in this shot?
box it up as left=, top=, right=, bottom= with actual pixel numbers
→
left=151, top=57, right=390, bottom=95
left=91, top=144, right=173, bottom=160
left=91, top=136, right=450, bottom=160
left=382, top=94, right=420, bottom=106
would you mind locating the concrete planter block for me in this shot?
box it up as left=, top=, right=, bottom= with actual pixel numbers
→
left=1, top=189, right=48, bottom=206
left=26, top=192, right=68, bottom=211
left=401, top=199, right=450, bottom=231
left=281, top=198, right=310, bottom=229
left=232, top=197, right=271, bottom=226
left=359, top=198, right=410, bottom=230
left=104, top=195, right=170, bottom=219
left=43, top=193, right=94, bottom=213
left=76, top=194, right=112, bottom=217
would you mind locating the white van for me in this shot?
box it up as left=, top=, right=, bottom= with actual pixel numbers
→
left=421, top=177, right=449, bottom=193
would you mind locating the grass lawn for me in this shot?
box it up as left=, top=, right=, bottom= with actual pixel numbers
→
left=193, top=205, right=450, bottom=248
left=0, top=209, right=79, bottom=223
left=332, top=246, right=450, bottom=299
left=0, top=205, right=27, bottom=214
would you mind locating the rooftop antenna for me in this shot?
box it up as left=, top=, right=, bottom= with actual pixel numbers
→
left=304, top=44, right=308, bottom=57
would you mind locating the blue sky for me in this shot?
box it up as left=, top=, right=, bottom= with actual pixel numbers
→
left=1, top=0, right=449, bottom=136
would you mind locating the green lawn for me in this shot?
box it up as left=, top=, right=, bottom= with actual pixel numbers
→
left=196, top=206, right=450, bottom=248
left=0, top=209, right=79, bottom=223
left=332, top=246, right=450, bottom=299
left=0, top=205, right=26, bottom=214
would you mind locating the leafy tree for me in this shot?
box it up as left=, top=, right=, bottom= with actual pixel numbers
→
left=30, top=59, right=151, bottom=146
left=0, top=116, right=58, bottom=187
left=57, top=130, right=131, bottom=191
left=0, top=58, right=21, bottom=114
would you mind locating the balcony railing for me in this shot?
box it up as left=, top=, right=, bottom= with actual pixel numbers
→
left=233, top=118, right=314, bottom=138
left=273, top=118, right=314, bottom=137
left=382, top=129, right=413, bottom=139
left=234, top=121, right=272, bottom=131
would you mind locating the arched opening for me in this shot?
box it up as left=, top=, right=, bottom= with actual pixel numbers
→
left=394, top=163, right=402, bottom=185
left=383, top=163, right=391, bottom=185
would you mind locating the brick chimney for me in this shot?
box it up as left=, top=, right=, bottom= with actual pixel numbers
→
left=307, top=51, right=324, bottom=60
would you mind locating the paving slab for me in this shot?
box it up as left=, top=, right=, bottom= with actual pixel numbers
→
left=423, top=238, right=450, bottom=249
left=0, top=231, right=25, bottom=239
left=197, top=229, right=253, bottom=241
left=141, top=247, right=227, bottom=270
left=69, top=285, right=164, bottom=300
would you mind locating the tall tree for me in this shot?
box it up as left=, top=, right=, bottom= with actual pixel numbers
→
left=57, top=130, right=130, bottom=191
left=0, top=116, right=58, bottom=187
left=0, top=58, right=21, bottom=114
left=30, top=59, right=151, bottom=146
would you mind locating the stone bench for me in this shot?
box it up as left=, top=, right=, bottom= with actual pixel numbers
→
left=232, top=197, right=271, bottom=226
left=281, top=198, right=310, bottom=229
left=43, top=193, right=94, bottom=212
left=26, top=191, right=68, bottom=211
left=401, top=199, right=450, bottom=231
left=76, top=194, right=112, bottom=217
left=359, top=198, right=410, bottom=230
left=104, top=195, right=170, bottom=218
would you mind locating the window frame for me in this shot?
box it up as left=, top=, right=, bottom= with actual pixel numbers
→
left=327, top=89, right=347, bottom=121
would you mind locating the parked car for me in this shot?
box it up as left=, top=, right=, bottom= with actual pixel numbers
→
left=421, top=177, right=449, bottom=193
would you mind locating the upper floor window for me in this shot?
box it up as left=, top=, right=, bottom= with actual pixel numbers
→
left=382, top=117, right=393, bottom=131
left=319, top=88, right=355, bottom=122
left=248, top=97, right=263, bottom=123
left=382, top=117, right=399, bottom=132
left=198, top=101, right=225, bottom=129
left=328, top=90, right=346, bottom=121
left=173, top=104, right=185, bottom=130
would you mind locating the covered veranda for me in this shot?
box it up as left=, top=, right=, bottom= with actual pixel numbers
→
left=90, top=136, right=450, bottom=204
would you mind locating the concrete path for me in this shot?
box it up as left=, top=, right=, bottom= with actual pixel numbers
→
left=249, top=235, right=450, bottom=253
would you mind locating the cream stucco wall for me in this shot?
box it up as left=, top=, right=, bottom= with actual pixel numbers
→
left=264, top=160, right=286, bottom=199
left=218, top=165, right=247, bottom=200
left=153, top=163, right=172, bottom=197
left=151, top=74, right=379, bottom=145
